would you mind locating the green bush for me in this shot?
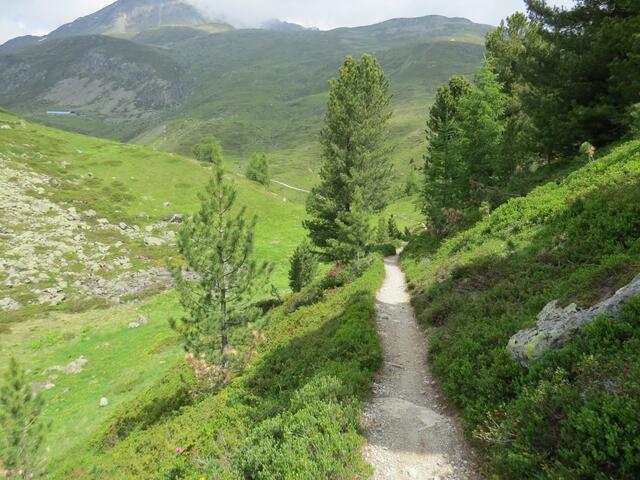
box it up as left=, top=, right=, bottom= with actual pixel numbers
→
left=402, top=141, right=640, bottom=477
left=374, top=243, right=397, bottom=257
left=94, top=362, right=197, bottom=449
left=235, top=376, right=370, bottom=480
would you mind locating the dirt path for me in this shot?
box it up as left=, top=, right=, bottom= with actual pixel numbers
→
left=363, top=254, right=481, bottom=480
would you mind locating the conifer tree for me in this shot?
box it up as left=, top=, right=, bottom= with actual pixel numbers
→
left=387, top=215, right=401, bottom=240
left=305, top=54, right=392, bottom=251
left=423, top=75, right=471, bottom=230
left=193, top=136, right=224, bottom=164
left=246, top=153, right=270, bottom=185
left=288, top=241, right=319, bottom=293
left=171, top=158, right=272, bottom=368
left=375, top=216, right=389, bottom=244
left=457, top=61, right=507, bottom=204
left=325, top=189, right=372, bottom=263
left=0, top=357, right=47, bottom=479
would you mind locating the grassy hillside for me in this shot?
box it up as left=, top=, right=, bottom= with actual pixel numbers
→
left=52, top=259, right=385, bottom=478
left=0, top=108, right=420, bottom=473
left=401, top=141, right=640, bottom=477
left=0, top=16, right=489, bottom=189
left=0, top=106, right=311, bottom=467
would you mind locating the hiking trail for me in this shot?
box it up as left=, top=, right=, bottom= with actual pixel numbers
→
left=363, top=253, right=481, bottom=480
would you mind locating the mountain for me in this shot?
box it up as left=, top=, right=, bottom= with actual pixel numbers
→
left=0, top=14, right=492, bottom=188
left=48, top=0, right=210, bottom=38
left=261, top=19, right=315, bottom=31
left=0, top=0, right=217, bottom=52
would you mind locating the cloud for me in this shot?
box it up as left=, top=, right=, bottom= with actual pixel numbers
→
left=0, top=0, right=577, bottom=45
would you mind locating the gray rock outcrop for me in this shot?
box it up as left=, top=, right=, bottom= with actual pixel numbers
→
left=508, top=274, right=640, bottom=366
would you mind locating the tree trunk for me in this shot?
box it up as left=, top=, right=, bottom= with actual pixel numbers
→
left=220, top=287, right=227, bottom=359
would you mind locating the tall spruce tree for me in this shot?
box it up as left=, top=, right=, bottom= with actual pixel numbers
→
left=0, top=357, right=47, bottom=479
left=486, top=12, right=542, bottom=175
left=457, top=61, right=507, bottom=204
left=423, top=75, right=471, bottom=230
left=305, top=54, right=392, bottom=252
left=325, top=189, right=372, bottom=263
left=171, top=159, right=272, bottom=367
left=524, top=0, right=640, bottom=153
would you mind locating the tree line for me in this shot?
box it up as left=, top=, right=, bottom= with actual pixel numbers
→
left=423, top=0, right=640, bottom=235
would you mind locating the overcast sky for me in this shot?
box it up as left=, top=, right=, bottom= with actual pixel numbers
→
left=0, top=0, right=575, bottom=45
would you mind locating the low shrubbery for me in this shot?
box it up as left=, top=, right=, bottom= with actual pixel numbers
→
left=53, top=258, right=385, bottom=478
left=402, top=141, right=640, bottom=477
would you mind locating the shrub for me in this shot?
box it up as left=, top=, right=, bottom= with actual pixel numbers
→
left=235, top=376, right=370, bottom=480
left=95, top=363, right=197, bottom=449
left=374, top=242, right=396, bottom=257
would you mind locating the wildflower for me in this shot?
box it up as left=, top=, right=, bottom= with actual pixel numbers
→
left=176, top=447, right=185, bottom=455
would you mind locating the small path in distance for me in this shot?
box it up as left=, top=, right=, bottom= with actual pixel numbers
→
left=363, top=253, right=482, bottom=480
left=270, top=179, right=310, bottom=193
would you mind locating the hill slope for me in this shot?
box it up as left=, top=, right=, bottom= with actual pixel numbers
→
left=0, top=107, right=306, bottom=326
left=401, top=141, right=640, bottom=477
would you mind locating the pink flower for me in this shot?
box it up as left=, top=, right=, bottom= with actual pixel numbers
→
left=176, top=447, right=185, bottom=455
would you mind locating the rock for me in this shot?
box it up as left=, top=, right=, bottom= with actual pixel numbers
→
left=119, top=222, right=128, bottom=230
left=144, top=236, right=163, bottom=247
left=1, top=124, right=11, bottom=129
left=97, top=218, right=109, bottom=225
left=128, top=321, right=140, bottom=329
left=99, top=397, right=109, bottom=407
left=405, top=467, right=418, bottom=478
left=166, top=213, right=183, bottom=223
left=137, top=314, right=148, bottom=325
left=508, top=274, right=640, bottom=366
left=163, top=201, right=172, bottom=208
left=0, top=297, right=21, bottom=311
left=44, top=356, right=88, bottom=375
left=84, top=209, right=97, bottom=218
left=37, top=287, right=66, bottom=306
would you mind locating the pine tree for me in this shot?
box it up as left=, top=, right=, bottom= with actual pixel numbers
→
left=422, top=75, right=471, bottom=231
left=375, top=216, right=389, bottom=244
left=171, top=158, right=272, bottom=368
left=246, top=153, right=270, bottom=185
left=305, top=54, right=393, bottom=251
left=0, top=357, right=47, bottom=479
left=288, top=241, right=319, bottom=293
left=193, top=136, right=224, bottom=164
left=457, top=61, right=507, bottom=204
left=325, top=189, right=372, bottom=263
left=387, top=215, right=401, bottom=240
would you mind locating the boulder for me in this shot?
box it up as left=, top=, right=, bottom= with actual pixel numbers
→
left=508, top=274, right=640, bottom=366
left=144, top=236, right=163, bottom=247
left=166, top=213, right=183, bottom=224
left=0, top=297, right=21, bottom=311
